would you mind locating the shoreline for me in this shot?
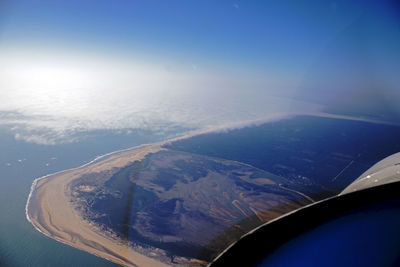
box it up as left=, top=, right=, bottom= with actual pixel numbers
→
left=26, top=143, right=173, bottom=267
left=25, top=143, right=158, bottom=238
left=25, top=111, right=296, bottom=227
left=25, top=112, right=391, bottom=266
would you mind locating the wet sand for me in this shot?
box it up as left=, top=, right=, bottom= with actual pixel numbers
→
left=26, top=143, right=170, bottom=267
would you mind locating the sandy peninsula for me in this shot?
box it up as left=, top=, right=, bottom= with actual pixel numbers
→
left=26, top=143, right=172, bottom=267
left=25, top=113, right=340, bottom=266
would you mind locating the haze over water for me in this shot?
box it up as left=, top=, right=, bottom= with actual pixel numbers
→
left=0, top=0, right=399, bottom=266
left=1, top=0, right=399, bottom=146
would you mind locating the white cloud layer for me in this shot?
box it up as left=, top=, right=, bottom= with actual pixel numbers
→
left=0, top=52, right=322, bottom=145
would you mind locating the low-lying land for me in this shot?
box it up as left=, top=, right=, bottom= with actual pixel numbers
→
left=26, top=141, right=312, bottom=266
left=27, top=144, right=179, bottom=267
left=27, top=115, right=400, bottom=266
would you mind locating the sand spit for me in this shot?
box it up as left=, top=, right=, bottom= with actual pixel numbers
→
left=26, top=143, right=171, bottom=267
left=25, top=112, right=387, bottom=266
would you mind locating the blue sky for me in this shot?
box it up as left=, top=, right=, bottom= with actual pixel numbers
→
left=0, top=0, right=399, bottom=143
left=2, top=0, right=398, bottom=72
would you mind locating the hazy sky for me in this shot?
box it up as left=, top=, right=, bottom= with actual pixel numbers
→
left=0, top=0, right=399, bottom=144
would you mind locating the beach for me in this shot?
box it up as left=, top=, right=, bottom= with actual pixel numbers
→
left=26, top=143, right=171, bottom=267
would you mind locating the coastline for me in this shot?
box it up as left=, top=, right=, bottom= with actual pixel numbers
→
left=25, top=143, right=158, bottom=236
left=26, top=143, right=172, bottom=267
left=25, top=112, right=391, bottom=266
